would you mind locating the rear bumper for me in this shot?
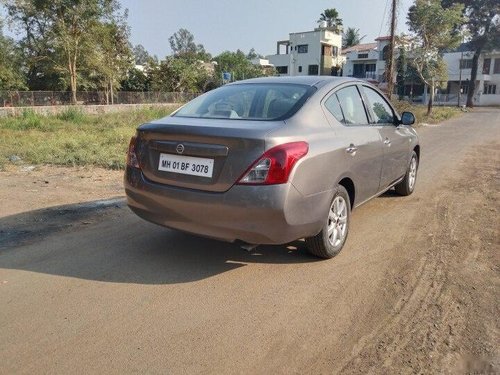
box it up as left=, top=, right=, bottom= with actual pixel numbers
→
left=124, top=166, right=331, bottom=245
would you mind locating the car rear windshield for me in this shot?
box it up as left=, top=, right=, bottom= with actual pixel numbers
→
left=173, top=83, right=314, bottom=120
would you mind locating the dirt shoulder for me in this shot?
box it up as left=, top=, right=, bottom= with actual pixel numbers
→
left=0, top=164, right=124, bottom=218
left=334, top=142, right=500, bottom=374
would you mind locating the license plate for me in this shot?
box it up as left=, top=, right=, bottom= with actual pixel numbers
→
left=158, top=153, right=214, bottom=178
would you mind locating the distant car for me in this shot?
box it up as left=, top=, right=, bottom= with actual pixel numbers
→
left=124, top=76, right=419, bottom=258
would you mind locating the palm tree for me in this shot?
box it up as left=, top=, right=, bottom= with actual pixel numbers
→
left=342, top=27, right=367, bottom=49
left=318, top=8, right=343, bottom=31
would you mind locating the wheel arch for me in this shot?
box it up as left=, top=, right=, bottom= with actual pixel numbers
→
left=338, top=177, right=355, bottom=209
left=413, top=144, right=420, bottom=161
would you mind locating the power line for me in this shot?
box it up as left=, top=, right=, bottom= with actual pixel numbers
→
left=379, top=0, right=390, bottom=37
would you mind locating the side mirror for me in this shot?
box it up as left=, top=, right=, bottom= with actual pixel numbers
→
left=401, top=111, right=415, bottom=126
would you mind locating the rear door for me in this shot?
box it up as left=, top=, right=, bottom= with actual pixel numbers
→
left=322, top=85, right=383, bottom=203
left=360, top=85, right=410, bottom=189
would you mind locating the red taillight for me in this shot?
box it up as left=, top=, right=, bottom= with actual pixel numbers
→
left=237, top=142, right=309, bottom=185
left=126, top=136, right=140, bottom=169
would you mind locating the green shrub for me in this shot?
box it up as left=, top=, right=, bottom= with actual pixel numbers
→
left=57, top=107, right=86, bottom=123
left=19, top=109, right=43, bottom=130
left=0, top=106, right=176, bottom=169
left=391, top=101, right=462, bottom=125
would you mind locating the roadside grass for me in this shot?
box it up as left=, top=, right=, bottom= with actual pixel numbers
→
left=392, top=101, right=463, bottom=125
left=0, top=106, right=175, bottom=170
left=0, top=102, right=464, bottom=171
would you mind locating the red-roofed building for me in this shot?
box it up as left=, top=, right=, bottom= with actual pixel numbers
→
left=342, top=36, right=392, bottom=82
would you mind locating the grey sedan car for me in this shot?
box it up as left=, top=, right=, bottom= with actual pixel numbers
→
left=124, top=76, right=419, bottom=258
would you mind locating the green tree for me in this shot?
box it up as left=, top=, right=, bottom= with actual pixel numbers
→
left=168, top=28, right=211, bottom=61
left=90, top=20, right=133, bottom=103
left=4, top=0, right=126, bottom=103
left=342, top=27, right=366, bottom=49
left=121, top=67, right=150, bottom=91
left=318, top=8, right=343, bottom=31
left=442, top=0, right=500, bottom=107
left=132, top=44, right=151, bottom=65
left=3, top=1, right=61, bottom=90
left=0, top=18, right=26, bottom=90
left=148, top=57, right=210, bottom=93
left=246, top=48, right=263, bottom=60
left=213, top=50, right=266, bottom=83
left=396, top=47, right=408, bottom=99
left=407, top=0, right=463, bottom=115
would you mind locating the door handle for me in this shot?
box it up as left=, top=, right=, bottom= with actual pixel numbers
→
left=346, top=144, right=358, bottom=154
left=384, top=138, right=391, bottom=146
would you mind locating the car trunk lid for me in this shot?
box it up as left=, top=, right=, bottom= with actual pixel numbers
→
left=136, top=116, right=282, bottom=192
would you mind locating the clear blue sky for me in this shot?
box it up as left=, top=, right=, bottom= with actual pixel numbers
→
left=121, top=0, right=415, bottom=58
left=1, top=0, right=415, bottom=57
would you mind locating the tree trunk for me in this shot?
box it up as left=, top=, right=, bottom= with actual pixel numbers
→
left=70, top=74, right=77, bottom=105
left=110, top=80, right=114, bottom=105
left=68, top=58, right=77, bottom=105
left=427, top=79, right=434, bottom=116
left=466, top=44, right=484, bottom=108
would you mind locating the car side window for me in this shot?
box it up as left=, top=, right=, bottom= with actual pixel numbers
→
left=363, top=87, right=395, bottom=125
left=324, top=93, right=345, bottom=124
left=335, top=86, right=369, bottom=125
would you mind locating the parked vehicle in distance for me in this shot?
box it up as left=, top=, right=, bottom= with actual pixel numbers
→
left=124, top=76, right=419, bottom=258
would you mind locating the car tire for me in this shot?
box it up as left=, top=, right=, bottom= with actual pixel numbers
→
left=394, top=151, right=418, bottom=196
left=305, top=185, right=350, bottom=259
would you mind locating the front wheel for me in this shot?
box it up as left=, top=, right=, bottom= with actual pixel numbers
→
left=395, top=151, right=418, bottom=196
left=305, top=186, right=350, bottom=259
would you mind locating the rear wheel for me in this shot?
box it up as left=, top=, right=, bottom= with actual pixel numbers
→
left=305, top=186, right=350, bottom=259
left=395, top=151, right=418, bottom=196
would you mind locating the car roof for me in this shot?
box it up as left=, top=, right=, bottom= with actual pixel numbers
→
left=231, top=76, right=362, bottom=89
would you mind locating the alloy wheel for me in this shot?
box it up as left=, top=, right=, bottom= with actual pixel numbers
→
left=327, top=196, right=348, bottom=247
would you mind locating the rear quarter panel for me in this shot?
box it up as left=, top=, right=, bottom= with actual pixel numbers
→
left=265, top=96, right=349, bottom=198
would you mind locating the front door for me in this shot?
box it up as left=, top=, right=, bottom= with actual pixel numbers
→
left=361, top=86, right=410, bottom=189
left=323, top=85, right=383, bottom=203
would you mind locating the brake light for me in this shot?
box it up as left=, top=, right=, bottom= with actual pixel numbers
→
left=126, top=136, right=140, bottom=169
left=237, top=142, right=309, bottom=185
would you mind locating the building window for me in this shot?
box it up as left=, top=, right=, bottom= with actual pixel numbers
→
left=298, top=66, right=302, bottom=73
left=380, top=45, right=389, bottom=61
left=460, top=59, right=473, bottom=69
left=333, top=46, right=338, bottom=57
left=484, top=84, right=497, bottom=95
left=276, top=66, right=288, bottom=74
left=494, top=59, right=500, bottom=74
left=322, top=45, right=331, bottom=56
left=308, top=65, right=319, bottom=75
left=297, top=44, right=308, bottom=53
left=357, top=53, right=368, bottom=59
left=365, top=64, right=376, bottom=79
left=483, top=58, right=491, bottom=74
left=460, top=83, right=469, bottom=95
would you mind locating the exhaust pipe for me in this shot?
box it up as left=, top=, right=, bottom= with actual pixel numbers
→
left=240, top=243, right=258, bottom=252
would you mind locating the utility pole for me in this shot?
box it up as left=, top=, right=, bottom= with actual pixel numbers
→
left=386, top=0, right=397, bottom=98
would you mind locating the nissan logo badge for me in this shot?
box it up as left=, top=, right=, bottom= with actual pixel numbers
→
left=176, top=144, right=185, bottom=154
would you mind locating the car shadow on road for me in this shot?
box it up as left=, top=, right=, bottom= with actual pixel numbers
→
left=0, top=199, right=319, bottom=285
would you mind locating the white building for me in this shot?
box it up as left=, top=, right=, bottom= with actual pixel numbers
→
left=266, top=26, right=344, bottom=76
left=342, top=36, right=392, bottom=82
left=343, top=37, right=500, bottom=106
left=443, top=47, right=500, bottom=106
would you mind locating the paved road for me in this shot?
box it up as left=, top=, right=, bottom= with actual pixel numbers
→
left=1, top=108, right=499, bottom=374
